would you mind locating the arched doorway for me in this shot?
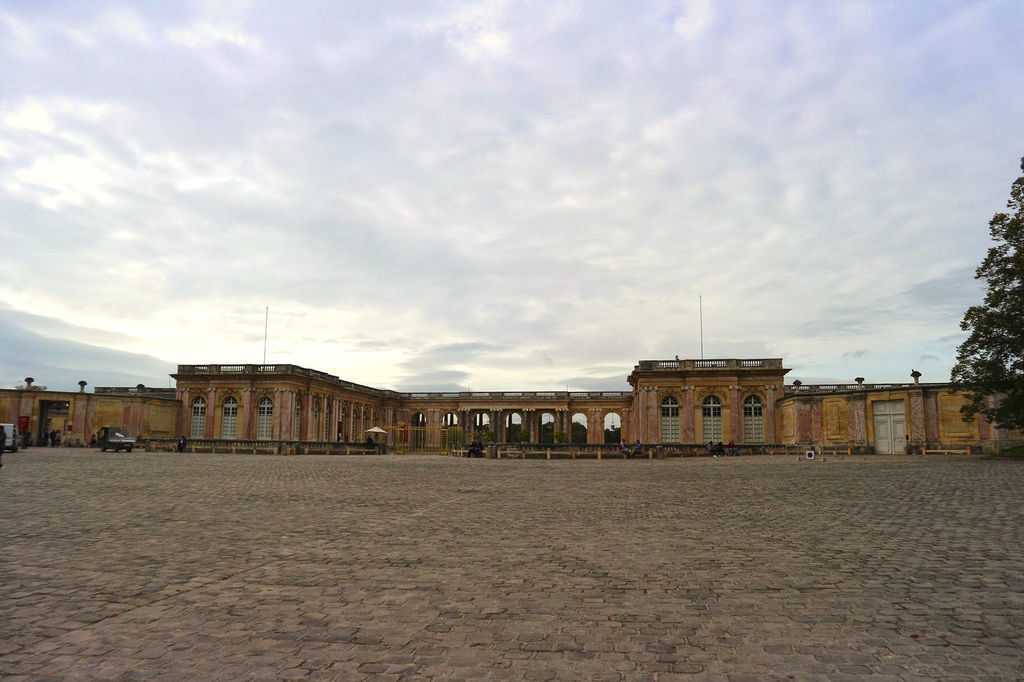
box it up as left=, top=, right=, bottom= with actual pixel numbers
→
left=570, top=413, right=587, bottom=444
left=505, top=412, right=524, bottom=443
left=604, top=412, right=622, bottom=444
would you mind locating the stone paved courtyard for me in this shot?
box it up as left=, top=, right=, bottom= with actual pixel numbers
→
left=1, top=449, right=1022, bottom=681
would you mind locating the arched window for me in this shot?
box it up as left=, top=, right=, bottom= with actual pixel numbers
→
left=256, top=397, right=273, bottom=440
left=660, top=396, right=680, bottom=442
left=190, top=397, right=206, bottom=439
left=221, top=396, right=238, bottom=440
left=702, top=395, right=722, bottom=442
left=743, top=395, right=764, bottom=443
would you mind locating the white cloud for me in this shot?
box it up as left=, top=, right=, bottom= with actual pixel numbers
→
left=165, top=20, right=260, bottom=49
left=1, top=100, right=55, bottom=133
left=10, top=155, right=118, bottom=209
left=95, top=8, right=152, bottom=44
left=673, top=0, right=714, bottom=39
left=419, top=0, right=513, bottom=58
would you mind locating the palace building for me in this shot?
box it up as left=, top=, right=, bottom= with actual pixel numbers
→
left=2, top=358, right=1017, bottom=454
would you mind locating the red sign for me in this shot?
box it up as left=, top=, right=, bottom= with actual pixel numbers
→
left=18, top=416, right=30, bottom=432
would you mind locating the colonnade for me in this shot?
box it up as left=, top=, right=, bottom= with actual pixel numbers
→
left=176, top=386, right=383, bottom=442
left=395, top=406, right=629, bottom=445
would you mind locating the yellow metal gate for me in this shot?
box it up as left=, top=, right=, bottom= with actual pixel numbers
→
left=387, top=426, right=464, bottom=455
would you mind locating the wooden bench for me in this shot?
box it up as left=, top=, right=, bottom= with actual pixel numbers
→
left=923, top=449, right=972, bottom=455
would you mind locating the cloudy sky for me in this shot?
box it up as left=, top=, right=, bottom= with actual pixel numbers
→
left=2, top=0, right=1023, bottom=393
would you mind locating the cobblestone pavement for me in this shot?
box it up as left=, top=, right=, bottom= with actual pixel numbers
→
left=1, top=449, right=1022, bottom=681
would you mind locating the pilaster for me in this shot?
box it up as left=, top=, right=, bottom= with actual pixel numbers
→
left=682, top=387, right=695, bottom=443
left=729, top=385, right=741, bottom=443
left=845, top=393, right=867, bottom=446
left=205, top=388, right=217, bottom=438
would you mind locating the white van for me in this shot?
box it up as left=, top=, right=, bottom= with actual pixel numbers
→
left=1, top=423, right=18, bottom=452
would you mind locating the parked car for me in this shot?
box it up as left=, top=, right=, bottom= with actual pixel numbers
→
left=1, top=423, right=17, bottom=452
left=96, top=426, right=136, bottom=453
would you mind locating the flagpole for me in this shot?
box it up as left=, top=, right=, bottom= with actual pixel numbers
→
left=699, top=295, right=704, bottom=359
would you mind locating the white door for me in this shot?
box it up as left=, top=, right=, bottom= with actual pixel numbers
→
left=873, top=416, right=892, bottom=454
left=892, top=417, right=906, bottom=453
left=872, top=400, right=906, bottom=454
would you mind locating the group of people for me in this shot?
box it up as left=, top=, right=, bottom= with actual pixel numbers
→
left=618, top=439, right=643, bottom=459
left=708, top=440, right=739, bottom=456
left=13, top=429, right=64, bottom=448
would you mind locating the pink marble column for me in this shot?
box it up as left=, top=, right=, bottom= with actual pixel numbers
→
left=909, top=390, right=925, bottom=443
left=845, top=396, right=867, bottom=446
left=682, top=387, right=695, bottom=443
left=924, top=392, right=939, bottom=443
left=729, top=386, right=741, bottom=443
left=206, top=388, right=217, bottom=438
left=647, top=388, right=657, bottom=442
left=242, top=388, right=255, bottom=440
left=333, top=397, right=341, bottom=440
left=810, top=400, right=823, bottom=445
left=765, top=386, right=777, bottom=444
left=177, top=389, right=191, bottom=438
left=72, top=397, right=89, bottom=441
left=278, top=390, right=293, bottom=441
left=304, top=391, right=313, bottom=441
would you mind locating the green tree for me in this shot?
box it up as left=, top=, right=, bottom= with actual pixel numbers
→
left=951, top=157, right=1024, bottom=431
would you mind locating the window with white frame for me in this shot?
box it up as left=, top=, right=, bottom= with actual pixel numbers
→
left=221, top=396, right=238, bottom=440
left=256, top=397, right=273, bottom=440
left=743, top=395, right=764, bottom=443
left=190, top=397, right=207, bottom=439
left=702, top=395, right=722, bottom=442
left=660, top=396, right=680, bottom=442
